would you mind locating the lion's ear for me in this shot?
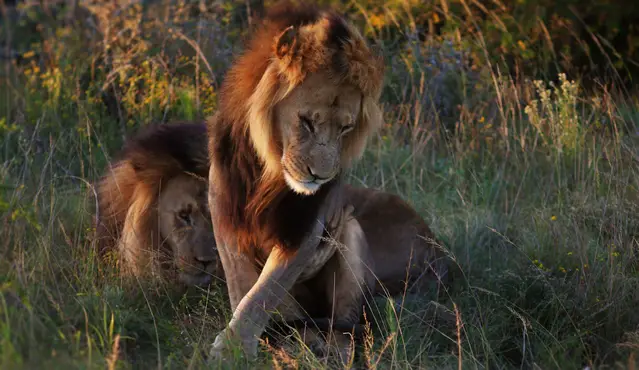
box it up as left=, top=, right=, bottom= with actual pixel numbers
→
left=275, top=26, right=299, bottom=59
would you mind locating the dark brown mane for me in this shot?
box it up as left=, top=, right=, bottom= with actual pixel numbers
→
left=95, top=121, right=210, bottom=258
left=208, top=2, right=354, bottom=258
left=125, top=121, right=210, bottom=179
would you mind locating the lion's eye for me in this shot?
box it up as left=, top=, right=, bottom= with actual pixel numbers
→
left=178, top=207, right=192, bottom=224
left=299, top=115, right=314, bottom=134
left=340, top=125, right=354, bottom=135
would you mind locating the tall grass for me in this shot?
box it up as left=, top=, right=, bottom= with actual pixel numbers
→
left=1, top=1, right=638, bottom=369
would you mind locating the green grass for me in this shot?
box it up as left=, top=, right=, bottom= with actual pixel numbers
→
left=1, top=1, right=639, bottom=369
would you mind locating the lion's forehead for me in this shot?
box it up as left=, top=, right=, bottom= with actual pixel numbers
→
left=294, top=71, right=362, bottom=105
left=288, top=76, right=362, bottom=127
left=309, top=108, right=355, bottom=127
left=158, top=176, right=207, bottom=211
left=160, top=196, right=197, bottom=212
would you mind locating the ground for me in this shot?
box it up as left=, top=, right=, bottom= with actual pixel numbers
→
left=1, top=2, right=638, bottom=369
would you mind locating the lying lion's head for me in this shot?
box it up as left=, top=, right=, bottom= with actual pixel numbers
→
left=158, top=174, right=219, bottom=286
left=95, top=122, right=217, bottom=287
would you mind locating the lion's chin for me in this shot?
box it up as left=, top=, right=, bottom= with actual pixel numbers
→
left=283, top=171, right=321, bottom=195
left=179, top=272, right=213, bottom=287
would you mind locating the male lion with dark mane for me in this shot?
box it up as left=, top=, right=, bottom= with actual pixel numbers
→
left=205, top=1, right=405, bottom=362
left=94, top=122, right=219, bottom=287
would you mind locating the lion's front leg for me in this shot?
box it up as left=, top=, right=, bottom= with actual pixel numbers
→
left=208, top=178, right=326, bottom=361
left=212, top=237, right=260, bottom=312
left=207, top=245, right=260, bottom=359
left=207, top=218, right=320, bottom=361
left=313, top=213, right=375, bottom=366
left=211, top=235, right=324, bottom=359
left=325, top=216, right=374, bottom=322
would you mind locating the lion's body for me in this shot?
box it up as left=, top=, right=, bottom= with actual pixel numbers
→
left=345, top=184, right=449, bottom=296
left=205, top=1, right=386, bottom=362
left=94, top=122, right=218, bottom=286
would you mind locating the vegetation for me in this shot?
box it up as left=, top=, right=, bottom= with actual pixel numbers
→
left=1, top=0, right=638, bottom=368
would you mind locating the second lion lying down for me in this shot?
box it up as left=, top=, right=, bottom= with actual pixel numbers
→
left=95, top=121, right=450, bottom=357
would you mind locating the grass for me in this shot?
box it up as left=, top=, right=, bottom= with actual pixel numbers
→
left=1, top=1, right=639, bottom=369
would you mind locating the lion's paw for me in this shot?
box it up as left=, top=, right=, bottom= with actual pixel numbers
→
left=208, top=331, right=229, bottom=361
left=208, top=328, right=259, bottom=362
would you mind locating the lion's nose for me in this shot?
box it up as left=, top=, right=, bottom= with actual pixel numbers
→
left=307, top=166, right=331, bottom=181
left=195, top=256, right=215, bottom=268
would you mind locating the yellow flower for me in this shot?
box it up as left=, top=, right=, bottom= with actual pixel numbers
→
left=369, top=14, right=385, bottom=29
left=479, top=116, right=485, bottom=123
left=22, top=50, right=35, bottom=59
left=550, top=215, right=557, bottom=221
left=517, top=40, right=527, bottom=51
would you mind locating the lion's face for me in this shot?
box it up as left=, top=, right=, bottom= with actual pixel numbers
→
left=275, top=70, right=362, bottom=195
left=158, top=175, right=218, bottom=286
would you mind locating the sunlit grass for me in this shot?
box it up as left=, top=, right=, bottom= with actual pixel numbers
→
left=1, top=1, right=638, bottom=369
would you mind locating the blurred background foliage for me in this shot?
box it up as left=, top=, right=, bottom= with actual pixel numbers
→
left=2, top=0, right=638, bottom=147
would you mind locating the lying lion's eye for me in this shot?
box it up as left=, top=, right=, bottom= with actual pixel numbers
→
left=299, top=115, right=314, bottom=133
left=178, top=207, right=192, bottom=224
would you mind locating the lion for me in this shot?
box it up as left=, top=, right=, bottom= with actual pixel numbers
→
left=94, top=120, right=450, bottom=362
left=94, top=122, right=219, bottom=287
left=205, top=1, right=393, bottom=363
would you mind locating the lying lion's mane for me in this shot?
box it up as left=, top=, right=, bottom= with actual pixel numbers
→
left=95, top=122, right=210, bottom=261
left=207, top=2, right=372, bottom=258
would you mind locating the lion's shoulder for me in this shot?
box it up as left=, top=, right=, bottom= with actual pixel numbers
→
left=344, top=184, right=433, bottom=235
